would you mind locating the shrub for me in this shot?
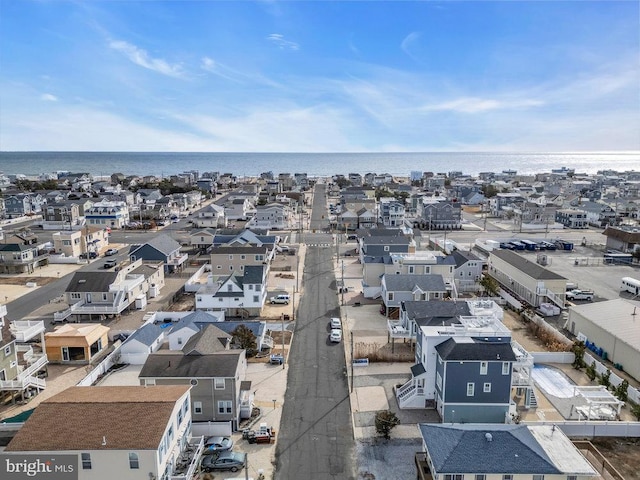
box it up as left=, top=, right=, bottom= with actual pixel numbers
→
left=615, top=380, right=629, bottom=402
left=375, top=410, right=400, bottom=440
left=599, top=369, right=612, bottom=389
left=585, top=363, right=597, bottom=381
left=631, top=403, right=640, bottom=421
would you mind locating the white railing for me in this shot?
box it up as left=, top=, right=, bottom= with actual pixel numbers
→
left=512, top=340, right=534, bottom=366
left=262, top=335, right=274, bottom=349
left=168, top=253, right=189, bottom=265
left=10, top=320, right=45, bottom=342
left=169, top=436, right=204, bottom=480
left=0, top=304, right=7, bottom=318
left=0, top=355, right=48, bottom=391
left=387, top=319, right=412, bottom=339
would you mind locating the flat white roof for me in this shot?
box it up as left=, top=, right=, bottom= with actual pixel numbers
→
left=571, top=299, right=640, bottom=352
left=529, top=425, right=598, bottom=475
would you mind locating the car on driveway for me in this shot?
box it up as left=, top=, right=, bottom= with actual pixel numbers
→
left=270, top=294, right=290, bottom=305
left=104, top=248, right=118, bottom=256
left=330, top=317, right=341, bottom=329
left=200, top=452, right=245, bottom=473
left=330, top=329, right=342, bottom=343
left=204, top=436, right=233, bottom=452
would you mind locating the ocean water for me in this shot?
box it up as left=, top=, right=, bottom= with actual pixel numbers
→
left=0, top=151, right=638, bottom=178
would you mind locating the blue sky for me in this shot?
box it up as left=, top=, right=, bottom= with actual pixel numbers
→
left=1, top=0, right=639, bottom=152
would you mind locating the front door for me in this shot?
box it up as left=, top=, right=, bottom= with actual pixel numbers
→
left=62, top=347, right=70, bottom=361
left=86, top=293, right=92, bottom=303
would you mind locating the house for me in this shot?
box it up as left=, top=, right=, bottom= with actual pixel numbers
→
left=195, top=265, right=267, bottom=317
left=55, top=259, right=165, bottom=322
left=4, top=385, right=199, bottom=480
left=85, top=200, right=130, bottom=229
left=42, top=202, right=81, bottom=229
left=209, top=245, right=273, bottom=274
left=129, top=234, right=188, bottom=273
left=192, top=203, right=226, bottom=228
left=163, top=311, right=273, bottom=352
left=415, top=424, right=598, bottom=480
left=451, top=250, right=484, bottom=293
left=488, top=250, right=567, bottom=308
left=139, top=324, right=250, bottom=430
left=380, top=274, right=447, bottom=316
left=0, top=232, right=49, bottom=274
left=248, top=203, right=290, bottom=229
left=555, top=208, right=588, bottom=229
left=0, top=305, right=48, bottom=403
left=119, top=323, right=165, bottom=365
left=224, top=197, right=255, bottom=221
left=566, top=299, right=640, bottom=382
left=391, top=299, right=534, bottom=420
left=45, top=323, right=110, bottom=364
left=420, top=200, right=462, bottom=230
left=3, top=194, right=36, bottom=218
left=52, top=229, right=84, bottom=258
left=489, top=192, right=525, bottom=217
left=379, top=198, right=406, bottom=227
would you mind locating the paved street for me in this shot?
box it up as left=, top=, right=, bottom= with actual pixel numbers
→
left=275, top=183, right=356, bottom=479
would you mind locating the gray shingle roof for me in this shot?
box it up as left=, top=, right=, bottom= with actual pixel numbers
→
left=243, top=265, right=264, bottom=285
left=182, top=324, right=231, bottom=355
left=383, top=274, right=447, bottom=293
left=491, top=250, right=566, bottom=280
left=139, top=350, right=242, bottom=379
left=451, top=250, right=481, bottom=267
left=65, top=271, right=119, bottom=293
left=130, top=234, right=180, bottom=256
left=124, top=323, right=163, bottom=347
left=402, top=300, right=471, bottom=326
left=418, top=424, right=561, bottom=474
left=435, top=337, right=517, bottom=362
left=362, top=236, right=410, bottom=246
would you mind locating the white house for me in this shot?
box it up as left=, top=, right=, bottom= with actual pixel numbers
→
left=195, top=265, right=267, bottom=316
left=4, top=385, right=203, bottom=480
left=248, top=203, right=290, bottom=229
left=85, top=200, right=130, bottom=229
left=192, top=203, right=226, bottom=228
left=119, top=323, right=165, bottom=365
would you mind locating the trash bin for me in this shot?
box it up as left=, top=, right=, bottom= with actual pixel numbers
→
left=283, top=314, right=290, bottom=321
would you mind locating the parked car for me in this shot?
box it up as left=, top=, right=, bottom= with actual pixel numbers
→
left=269, top=353, right=284, bottom=365
left=270, top=294, right=290, bottom=305
left=104, top=248, right=118, bottom=256
left=330, top=317, right=341, bottom=329
left=566, top=289, right=594, bottom=301
left=200, top=452, right=245, bottom=473
left=330, top=329, right=342, bottom=343
left=204, top=436, right=233, bottom=452
left=104, top=259, right=117, bottom=269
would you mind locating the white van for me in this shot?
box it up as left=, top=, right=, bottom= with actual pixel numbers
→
left=270, top=294, right=290, bottom=305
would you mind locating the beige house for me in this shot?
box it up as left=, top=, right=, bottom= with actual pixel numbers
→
left=487, top=249, right=567, bottom=308
left=209, top=245, right=273, bottom=274
left=53, top=229, right=83, bottom=258
left=4, top=385, right=200, bottom=480
left=45, top=323, right=110, bottom=364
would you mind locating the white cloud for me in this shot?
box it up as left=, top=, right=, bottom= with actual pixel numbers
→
left=401, top=31, right=421, bottom=59
left=40, top=93, right=58, bottom=102
left=421, top=97, right=544, bottom=114
left=109, top=40, right=184, bottom=78
left=267, top=33, right=300, bottom=51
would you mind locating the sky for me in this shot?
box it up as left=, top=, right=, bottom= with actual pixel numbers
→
left=1, top=0, right=639, bottom=153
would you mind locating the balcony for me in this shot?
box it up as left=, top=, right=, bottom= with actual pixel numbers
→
left=388, top=319, right=412, bottom=339
left=169, top=435, right=204, bottom=480
left=10, top=320, right=45, bottom=342
left=415, top=452, right=433, bottom=480
left=0, top=354, right=48, bottom=391
left=167, top=253, right=189, bottom=266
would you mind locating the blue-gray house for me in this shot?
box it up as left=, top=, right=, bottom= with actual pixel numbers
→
left=129, top=234, right=188, bottom=273
left=434, top=337, right=516, bottom=423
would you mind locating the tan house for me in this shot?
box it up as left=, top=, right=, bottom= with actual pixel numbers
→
left=45, top=323, right=110, bottom=364
left=209, top=245, right=273, bottom=274
left=52, top=229, right=84, bottom=258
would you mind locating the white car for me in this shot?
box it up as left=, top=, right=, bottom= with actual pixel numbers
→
left=330, top=329, right=342, bottom=343
left=270, top=294, right=290, bottom=305
left=330, top=317, right=341, bottom=329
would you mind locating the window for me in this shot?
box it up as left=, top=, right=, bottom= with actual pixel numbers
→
left=253, top=295, right=259, bottom=302
left=178, top=409, right=183, bottom=424
left=533, top=476, right=544, bottom=480
left=215, top=378, right=225, bottom=389
left=388, top=292, right=394, bottom=301
left=227, top=284, right=233, bottom=291
left=567, top=476, right=577, bottom=480
left=467, top=383, right=475, bottom=396
left=424, top=266, right=431, bottom=274
left=480, top=361, right=488, bottom=375
left=384, top=246, right=389, bottom=251
left=128, top=452, right=139, bottom=469
left=81, top=453, right=92, bottom=470
left=228, top=255, right=233, bottom=260
left=408, top=266, right=415, bottom=274
left=436, top=372, right=442, bottom=390
left=216, top=265, right=222, bottom=269
left=218, top=400, right=232, bottom=414
left=102, top=293, right=108, bottom=301
left=168, top=425, right=174, bottom=442
left=502, top=362, right=510, bottom=375
left=503, top=475, right=513, bottom=480
left=241, top=255, right=246, bottom=260
left=71, top=292, right=81, bottom=300
left=476, top=475, right=486, bottom=480
left=194, top=401, right=203, bottom=414
left=3, top=345, right=10, bottom=357
left=248, top=284, right=253, bottom=290
left=484, top=382, right=491, bottom=393
left=444, top=475, right=463, bottom=480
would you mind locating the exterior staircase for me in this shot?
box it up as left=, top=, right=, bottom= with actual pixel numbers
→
left=395, top=378, right=426, bottom=409
left=526, top=387, right=538, bottom=408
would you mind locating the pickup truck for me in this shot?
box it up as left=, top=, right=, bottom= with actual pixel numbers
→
left=566, top=289, right=594, bottom=301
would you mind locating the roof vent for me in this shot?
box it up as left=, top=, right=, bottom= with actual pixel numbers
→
left=485, top=433, right=493, bottom=442
left=78, top=279, right=86, bottom=284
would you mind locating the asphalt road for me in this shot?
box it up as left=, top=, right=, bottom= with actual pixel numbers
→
left=275, top=183, right=356, bottom=479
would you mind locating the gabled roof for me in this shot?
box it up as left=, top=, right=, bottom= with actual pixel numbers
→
left=124, top=323, right=163, bottom=347
left=210, top=246, right=269, bottom=255
left=65, top=271, right=118, bottom=293
left=182, top=324, right=231, bottom=355
left=139, top=350, right=243, bottom=378
left=362, top=236, right=410, bottom=246
left=243, top=265, right=264, bottom=284
left=382, top=274, right=446, bottom=293
left=490, top=250, right=566, bottom=281
left=435, top=337, right=517, bottom=362
left=419, top=424, right=597, bottom=475
left=451, top=250, right=481, bottom=268
left=5, top=385, right=190, bottom=452
left=130, top=233, right=180, bottom=257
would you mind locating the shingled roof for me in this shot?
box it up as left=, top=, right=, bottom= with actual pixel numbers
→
left=6, top=386, right=190, bottom=452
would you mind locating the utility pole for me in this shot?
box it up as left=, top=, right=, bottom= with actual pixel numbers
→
left=296, top=254, right=299, bottom=293
left=350, top=331, right=354, bottom=393
left=341, top=260, right=345, bottom=306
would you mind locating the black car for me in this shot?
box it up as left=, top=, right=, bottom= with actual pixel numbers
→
left=200, top=452, right=245, bottom=472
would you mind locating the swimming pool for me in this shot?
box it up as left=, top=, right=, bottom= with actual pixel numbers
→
left=531, top=364, right=577, bottom=398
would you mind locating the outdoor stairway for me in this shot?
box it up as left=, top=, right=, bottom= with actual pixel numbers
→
left=396, top=379, right=425, bottom=408
left=527, top=388, right=538, bottom=408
